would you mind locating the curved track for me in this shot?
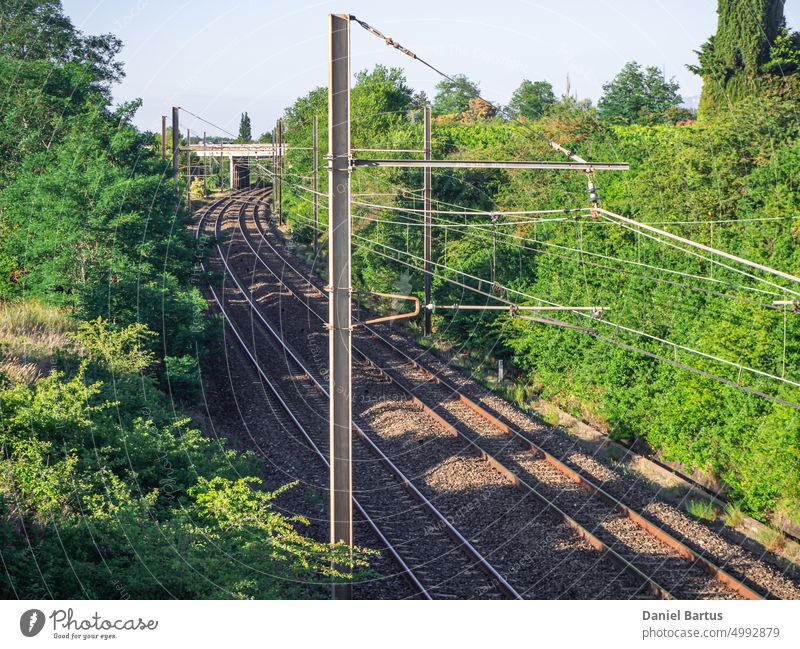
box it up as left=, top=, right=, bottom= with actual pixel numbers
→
left=199, top=186, right=800, bottom=600
left=210, top=189, right=655, bottom=599
left=198, top=190, right=522, bottom=600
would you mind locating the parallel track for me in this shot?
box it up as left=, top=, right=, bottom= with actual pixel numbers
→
left=229, top=187, right=773, bottom=600
left=198, top=190, right=522, bottom=600
left=214, top=189, right=657, bottom=599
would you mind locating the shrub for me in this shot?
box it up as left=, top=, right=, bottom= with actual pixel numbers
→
left=686, top=498, right=717, bottom=521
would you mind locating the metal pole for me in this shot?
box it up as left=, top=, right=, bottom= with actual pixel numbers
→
left=203, top=132, right=207, bottom=197
left=277, top=119, right=283, bottom=225
left=229, top=156, right=234, bottom=189
left=423, top=103, right=432, bottom=336
left=313, top=114, right=319, bottom=256
left=186, top=128, right=191, bottom=212
left=171, top=107, right=179, bottom=174
left=328, top=13, right=352, bottom=600
left=271, top=128, right=276, bottom=214
left=492, top=217, right=497, bottom=286
left=161, top=115, right=167, bottom=161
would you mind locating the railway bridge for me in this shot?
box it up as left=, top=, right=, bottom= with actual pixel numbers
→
left=162, top=107, right=288, bottom=190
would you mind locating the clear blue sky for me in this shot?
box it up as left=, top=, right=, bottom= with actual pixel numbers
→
left=61, top=1, right=800, bottom=138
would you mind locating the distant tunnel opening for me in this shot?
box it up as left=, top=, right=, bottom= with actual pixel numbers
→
left=232, top=156, right=250, bottom=189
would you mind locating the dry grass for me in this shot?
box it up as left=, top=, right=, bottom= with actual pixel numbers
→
left=0, top=300, right=71, bottom=338
left=774, top=500, right=800, bottom=538
left=722, top=502, right=745, bottom=528
left=541, top=405, right=561, bottom=427
left=0, top=360, right=41, bottom=384
left=0, top=300, right=72, bottom=384
left=757, top=526, right=786, bottom=553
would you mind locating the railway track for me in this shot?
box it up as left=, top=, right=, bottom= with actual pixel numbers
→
left=198, top=191, right=523, bottom=600
left=200, top=187, right=800, bottom=599
left=234, top=187, right=800, bottom=600
left=371, top=327, right=800, bottom=598
left=211, top=189, right=656, bottom=599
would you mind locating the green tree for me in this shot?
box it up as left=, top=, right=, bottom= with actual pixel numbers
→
left=352, top=65, right=413, bottom=143
left=0, top=100, right=209, bottom=379
left=432, top=74, right=480, bottom=115
left=0, top=0, right=123, bottom=88
left=353, top=66, right=413, bottom=119
left=713, top=0, right=785, bottom=75
left=0, top=0, right=123, bottom=186
left=238, top=111, right=252, bottom=142
left=598, top=61, right=682, bottom=124
left=0, top=0, right=377, bottom=600
left=507, top=79, right=556, bottom=119
left=762, top=27, right=800, bottom=74
left=690, top=0, right=792, bottom=114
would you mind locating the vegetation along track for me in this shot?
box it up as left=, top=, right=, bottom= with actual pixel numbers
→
left=209, top=187, right=799, bottom=599
left=198, top=190, right=523, bottom=600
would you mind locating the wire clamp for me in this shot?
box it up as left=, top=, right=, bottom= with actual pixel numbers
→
left=324, top=323, right=354, bottom=332
left=774, top=299, right=800, bottom=313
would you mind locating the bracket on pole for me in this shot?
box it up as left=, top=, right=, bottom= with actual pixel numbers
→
left=355, top=292, right=421, bottom=325
left=351, top=158, right=629, bottom=171
left=774, top=300, right=800, bottom=313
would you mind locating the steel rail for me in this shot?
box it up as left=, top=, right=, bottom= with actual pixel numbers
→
left=352, top=350, right=676, bottom=599
left=239, top=192, right=684, bottom=598
left=206, top=191, right=522, bottom=599
left=242, top=190, right=766, bottom=600
left=219, top=193, right=523, bottom=599
left=196, top=192, right=432, bottom=600
left=357, top=326, right=765, bottom=601
left=241, top=198, right=674, bottom=599
left=240, top=194, right=675, bottom=599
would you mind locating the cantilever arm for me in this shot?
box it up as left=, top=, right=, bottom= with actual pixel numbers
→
left=355, top=291, right=421, bottom=325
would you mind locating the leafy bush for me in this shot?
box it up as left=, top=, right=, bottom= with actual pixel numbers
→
left=0, top=317, right=373, bottom=598
left=0, top=2, right=371, bottom=599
